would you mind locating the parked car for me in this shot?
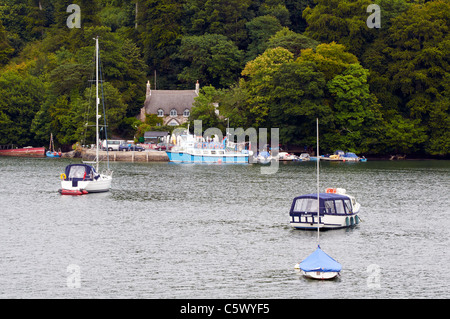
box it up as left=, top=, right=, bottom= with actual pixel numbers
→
left=156, top=143, right=174, bottom=151
left=119, top=144, right=145, bottom=152
left=102, top=140, right=125, bottom=151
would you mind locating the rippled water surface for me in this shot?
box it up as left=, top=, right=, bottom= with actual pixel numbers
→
left=0, top=157, right=449, bottom=298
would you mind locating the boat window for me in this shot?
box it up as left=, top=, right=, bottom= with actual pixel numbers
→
left=68, top=166, right=86, bottom=179
left=324, top=200, right=336, bottom=214
left=203, top=150, right=209, bottom=155
left=211, top=150, right=216, bottom=155
left=344, top=199, right=352, bottom=213
left=294, top=198, right=318, bottom=213
left=335, top=200, right=345, bottom=214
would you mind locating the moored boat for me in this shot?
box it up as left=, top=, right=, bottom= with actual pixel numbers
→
left=0, top=145, right=46, bottom=158
left=253, top=151, right=273, bottom=164
left=295, top=245, right=342, bottom=280
left=166, top=133, right=249, bottom=164
left=46, top=133, right=62, bottom=158
left=60, top=163, right=112, bottom=194
left=289, top=188, right=361, bottom=230
left=279, top=152, right=299, bottom=161
left=59, top=37, right=112, bottom=195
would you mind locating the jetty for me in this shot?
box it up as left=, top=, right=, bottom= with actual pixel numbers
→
left=83, top=149, right=169, bottom=162
left=63, top=149, right=169, bottom=162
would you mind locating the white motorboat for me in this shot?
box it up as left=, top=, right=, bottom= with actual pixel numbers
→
left=166, top=134, right=249, bottom=164
left=254, top=151, right=276, bottom=164
left=289, top=188, right=361, bottom=229
left=279, top=152, right=299, bottom=161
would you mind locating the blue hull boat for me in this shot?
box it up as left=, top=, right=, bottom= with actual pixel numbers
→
left=46, top=151, right=62, bottom=158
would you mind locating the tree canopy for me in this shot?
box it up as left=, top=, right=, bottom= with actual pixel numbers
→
left=0, top=0, right=448, bottom=156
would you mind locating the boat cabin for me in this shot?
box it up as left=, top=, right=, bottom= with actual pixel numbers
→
left=290, top=193, right=355, bottom=217
left=63, top=164, right=99, bottom=183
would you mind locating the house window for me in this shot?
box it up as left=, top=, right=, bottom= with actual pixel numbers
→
left=157, top=109, right=164, bottom=117
left=170, top=109, right=177, bottom=117
left=183, top=109, right=190, bottom=117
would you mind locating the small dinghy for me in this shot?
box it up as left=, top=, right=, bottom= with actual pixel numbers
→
left=295, top=245, right=342, bottom=280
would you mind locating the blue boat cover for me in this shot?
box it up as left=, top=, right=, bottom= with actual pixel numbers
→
left=300, top=246, right=342, bottom=273
left=343, top=152, right=358, bottom=158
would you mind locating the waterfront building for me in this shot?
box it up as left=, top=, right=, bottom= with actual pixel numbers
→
left=139, top=80, right=200, bottom=126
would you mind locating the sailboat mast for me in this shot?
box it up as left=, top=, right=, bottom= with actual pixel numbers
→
left=316, top=118, right=320, bottom=245
left=95, top=36, right=99, bottom=173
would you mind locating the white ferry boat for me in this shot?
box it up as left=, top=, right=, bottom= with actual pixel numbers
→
left=166, top=134, right=249, bottom=164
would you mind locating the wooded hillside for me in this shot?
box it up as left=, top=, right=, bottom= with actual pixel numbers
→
left=0, top=0, right=448, bottom=156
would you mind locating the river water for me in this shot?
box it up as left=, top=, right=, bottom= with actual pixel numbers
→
left=0, top=157, right=449, bottom=299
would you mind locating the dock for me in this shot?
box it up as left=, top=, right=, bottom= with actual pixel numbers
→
left=62, top=149, right=169, bottom=162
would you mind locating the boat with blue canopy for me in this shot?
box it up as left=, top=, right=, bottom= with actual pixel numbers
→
left=295, top=245, right=342, bottom=280
left=289, top=188, right=361, bottom=230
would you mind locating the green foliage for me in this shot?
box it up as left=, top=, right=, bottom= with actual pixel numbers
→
left=0, top=0, right=447, bottom=156
left=188, top=85, right=226, bottom=132
left=176, top=33, right=244, bottom=88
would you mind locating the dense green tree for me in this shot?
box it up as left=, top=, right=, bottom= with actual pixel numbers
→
left=138, top=0, right=184, bottom=87
left=176, top=33, right=244, bottom=88
left=245, top=15, right=283, bottom=61
left=326, top=64, right=384, bottom=153
left=188, top=85, right=226, bottom=133
left=0, top=69, right=46, bottom=146
left=183, top=0, right=252, bottom=46
left=241, top=47, right=294, bottom=127
left=0, top=20, right=14, bottom=65
left=266, top=27, right=319, bottom=57
left=303, top=0, right=378, bottom=58
left=268, top=60, right=328, bottom=147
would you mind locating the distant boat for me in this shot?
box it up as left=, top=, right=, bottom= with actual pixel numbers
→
left=294, top=118, right=342, bottom=280
left=0, top=145, right=45, bottom=158
left=46, top=133, right=62, bottom=158
left=254, top=151, right=273, bottom=164
left=321, top=150, right=367, bottom=162
left=279, top=152, right=300, bottom=161
left=59, top=37, right=112, bottom=195
left=166, top=133, right=249, bottom=164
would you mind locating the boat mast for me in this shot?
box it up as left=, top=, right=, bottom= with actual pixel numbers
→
left=95, top=36, right=100, bottom=173
left=316, top=118, right=320, bottom=245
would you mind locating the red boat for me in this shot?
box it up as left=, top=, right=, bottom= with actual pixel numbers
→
left=58, top=189, right=89, bottom=196
left=0, top=146, right=46, bottom=158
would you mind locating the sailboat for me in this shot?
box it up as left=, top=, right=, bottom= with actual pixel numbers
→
left=46, top=133, right=62, bottom=158
left=294, top=118, right=342, bottom=280
left=59, top=37, right=112, bottom=196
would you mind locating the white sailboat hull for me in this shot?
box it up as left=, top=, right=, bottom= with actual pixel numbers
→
left=61, top=174, right=112, bottom=193
left=301, top=270, right=339, bottom=280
